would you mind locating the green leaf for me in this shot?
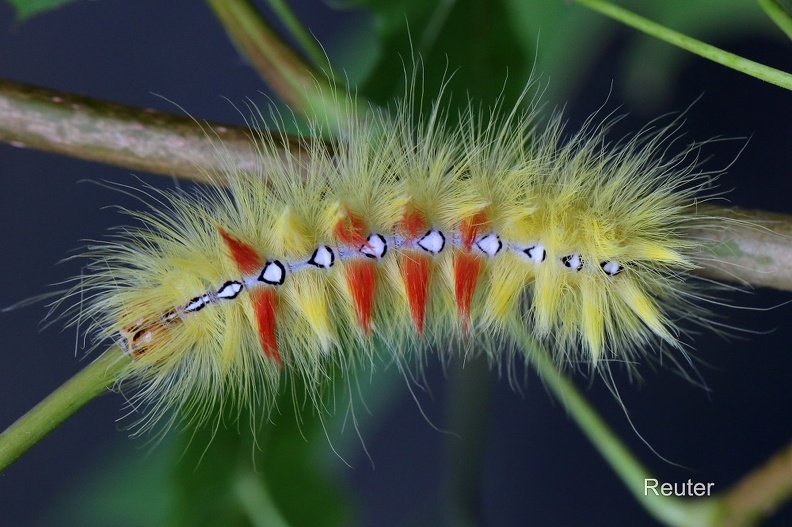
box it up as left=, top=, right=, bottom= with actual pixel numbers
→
left=5, top=0, right=82, bottom=21
left=349, top=0, right=789, bottom=113
left=35, top=438, right=175, bottom=527
left=170, top=379, right=352, bottom=527
left=358, top=0, right=534, bottom=115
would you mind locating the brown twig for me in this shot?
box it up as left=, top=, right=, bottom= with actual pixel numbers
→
left=0, top=78, right=305, bottom=184
left=1, top=78, right=791, bottom=295
left=718, top=440, right=792, bottom=527
left=690, top=208, right=792, bottom=292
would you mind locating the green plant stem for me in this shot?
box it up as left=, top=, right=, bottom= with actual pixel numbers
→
left=442, top=358, right=493, bottom=527
left=574, top=0, right=792, bottom=91
left=0, top=348, right=130, bottom=473
left=1, top=318, right=790, bottom=526
left=512, top=321, right=722, bottom=526
left=520, top=318, right=792, bottom=526
left=206, top=0, right=359, bottom=129
left=757, top=0, right=792, bottom=41
left=234, top=469, right=293, bottom=527
left=264, top=0, right=333, bottom=75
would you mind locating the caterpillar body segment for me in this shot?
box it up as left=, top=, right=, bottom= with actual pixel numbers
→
left=77, top=97, right=717, bottom=430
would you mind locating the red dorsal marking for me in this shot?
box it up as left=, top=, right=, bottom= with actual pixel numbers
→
left=218, top=228, right=279, bottom=364
left=345, top=259, right=376, bottom=334
left=459, top=210, right=488, bottom=250
left=454, top=251, right=482, bottom=329
left=455, top=211, right=487, bottom=329
left=334, top=209, right=368, bottom=247
left=218, top=227, right=262, bottom=275
left=399, top=208, right=427, bottom=242
left=401, top=252, right=430, bottom=335
left=251, top=288, right=281, bottom=365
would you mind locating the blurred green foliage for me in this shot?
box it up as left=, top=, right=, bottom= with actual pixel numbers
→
left=6, top=0, right=78, bottom=20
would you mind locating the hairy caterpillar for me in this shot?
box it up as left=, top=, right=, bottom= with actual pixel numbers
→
left=42, top=83, right=721, bottom=435
left=4, top=0, right=792, bottom=525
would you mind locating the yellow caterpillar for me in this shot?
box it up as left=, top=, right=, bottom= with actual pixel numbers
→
left=70, top=93, right=719, bottom=431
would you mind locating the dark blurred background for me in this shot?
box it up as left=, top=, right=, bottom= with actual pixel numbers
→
left=1, top=0, right=791, bottom=526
